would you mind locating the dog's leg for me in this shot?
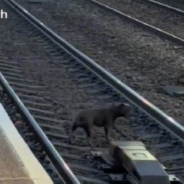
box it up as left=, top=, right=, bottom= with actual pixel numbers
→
left=83, top=124, right=94, bottom=147
left=104, top=122, right=114, bottom=141
left=69, top=123, right=78, bottom=144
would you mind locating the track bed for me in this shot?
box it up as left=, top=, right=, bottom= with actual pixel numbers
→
left=1, top=0, right=184, bottom=183
left=95, top=0, right=184, bottom=38
left=14, top=0, right=184, bottom=119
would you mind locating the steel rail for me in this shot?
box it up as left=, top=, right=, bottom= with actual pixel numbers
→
left=88, top=0, right=184, bottom=46
left=0, top=73, right=81, bottom=184
left=4, top=0, right=184, bottom=143
left=0, top=70, right=81, bottom=184
left=140, top=0, right=184, bottom=16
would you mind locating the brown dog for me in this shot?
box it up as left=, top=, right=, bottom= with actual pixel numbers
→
left=69, top=103, right=132, bottom=146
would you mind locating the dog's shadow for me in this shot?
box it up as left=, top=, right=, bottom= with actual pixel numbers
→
left=69, top=127, right=111, bottom=147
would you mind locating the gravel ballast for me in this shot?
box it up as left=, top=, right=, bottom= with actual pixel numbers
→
left=2, top=1, right=184, bottom=181
left=0, top=0, right=126, bottom=147
left=153, top=0, right=184, bottom=10
left=13, top=0, right=184, bottom=120
left=96, top=0, right=184, bottom=39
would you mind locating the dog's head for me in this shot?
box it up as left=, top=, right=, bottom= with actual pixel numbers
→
left=116, top=103, right=133, bottom=118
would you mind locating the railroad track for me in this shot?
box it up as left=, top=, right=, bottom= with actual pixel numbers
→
left=14, top=0, right=184, bottom=119
left=0, top=79, right=66, bottom=184
left=1, top=0, right=184, bottom=183
left=20, top=0, right=184, bottom=43
left=89, top=0, right=184, bottom=41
